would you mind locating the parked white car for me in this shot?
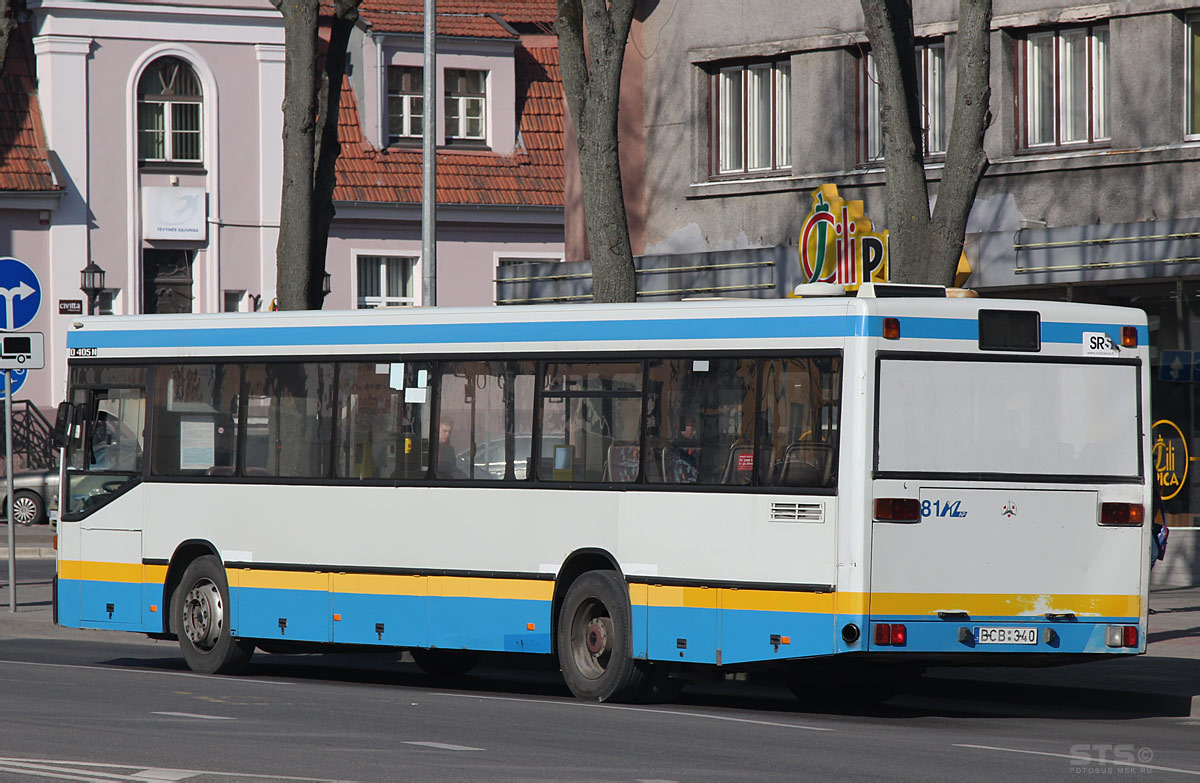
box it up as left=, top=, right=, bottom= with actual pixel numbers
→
left=0, top=468, right=58, bottom=525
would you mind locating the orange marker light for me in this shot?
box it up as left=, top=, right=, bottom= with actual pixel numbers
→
left=781, top=636, right=791, bottom=645
left=150, top=605, right=158, bottom=613
left=527, top=623, right=536, bottom=631
left=882, top=317, right=901, bottom=340
left=333, top=614, right=342, bottom=622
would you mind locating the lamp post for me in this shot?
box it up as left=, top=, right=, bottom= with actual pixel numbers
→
left=321, top=271, right=332, bottom=303
left=81, top=261, right=106, bottom=316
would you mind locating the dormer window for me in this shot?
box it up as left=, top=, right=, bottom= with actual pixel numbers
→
left=445, top=69, right=486, bottom=142
left=387, top=65, right=424, bottom=145
left=138, top=57, right=203, bottom=163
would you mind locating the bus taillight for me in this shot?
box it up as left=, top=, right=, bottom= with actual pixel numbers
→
left=1106, top=625, right=1139, bottom=648
left=873, top=623, right=907, bottom=646
left=1121, top=326, right=1138, bottom=348
left=874, top=498, right=920, bottom=522
left=882, top=318, right=900, bottom=339
left=1099, top=502, right=1144, bottom=526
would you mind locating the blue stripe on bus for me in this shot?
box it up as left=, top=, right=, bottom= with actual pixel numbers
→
left=66, top=316, right=1148, bottom=351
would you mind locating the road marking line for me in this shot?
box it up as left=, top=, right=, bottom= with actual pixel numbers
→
left=151, top=711, right=234, bottom=721
left=0, top=658, right=288, bottom=686
left=0, top=757, right=356, bottom=782
left=432, top=692, right=834, bottom=732
left=954, top=744, right=1200, bottom=776
left=402, top=742, right=485, bottom=752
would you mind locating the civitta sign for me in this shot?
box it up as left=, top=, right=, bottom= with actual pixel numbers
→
left=798, top=184, right=888, bottom=291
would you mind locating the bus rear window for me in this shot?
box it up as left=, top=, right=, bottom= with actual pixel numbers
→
left=875, top=358, right=1140, bottom=480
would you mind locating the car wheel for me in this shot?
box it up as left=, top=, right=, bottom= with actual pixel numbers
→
left=172, top=555, right=254, bottom=675
left=557, top=570, right=649, bottom=702
left=11, top=490, right=45, bottom=526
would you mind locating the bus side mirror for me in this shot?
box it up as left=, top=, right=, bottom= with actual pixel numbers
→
left=53, top=401, right=74, bottom=448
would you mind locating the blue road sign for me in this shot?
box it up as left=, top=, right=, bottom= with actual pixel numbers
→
left=0, top=367, right=29, bottom=400
left=0, top=257, right=42, bottom=331
left=1161, top=350, right=1193, bottom=382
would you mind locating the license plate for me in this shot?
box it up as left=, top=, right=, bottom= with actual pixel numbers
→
left=974, top=626, right=1038, bottom=645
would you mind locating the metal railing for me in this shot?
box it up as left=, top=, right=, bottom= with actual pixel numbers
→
left=1, top=400, right=57, bottom=472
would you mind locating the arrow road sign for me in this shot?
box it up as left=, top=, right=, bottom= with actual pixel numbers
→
left=0, top=258, right=42, bottom=331
left=0, top=367, right=28, bottom=400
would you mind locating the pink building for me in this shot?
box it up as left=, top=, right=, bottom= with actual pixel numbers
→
left=0, top=0, right=565, bottom=414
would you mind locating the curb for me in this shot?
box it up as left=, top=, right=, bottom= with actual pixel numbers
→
left=0, top=547, right=56, bottom=559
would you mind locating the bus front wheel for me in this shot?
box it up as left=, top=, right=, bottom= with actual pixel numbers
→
left=173, top=555, right=253, bottom=675
left=557, top=570, right=648, bottom=702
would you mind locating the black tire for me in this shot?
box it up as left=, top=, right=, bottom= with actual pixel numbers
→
left=172, top=555, right=254, bottom=675
left=557, top=570, right=649, bottom=703
left=10, top=490, right=45, bottom=526
left=410, top=648, right=481, bottom=678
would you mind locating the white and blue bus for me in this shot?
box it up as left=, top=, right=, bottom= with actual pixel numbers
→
left=53, top=286, right=1151, bottom=702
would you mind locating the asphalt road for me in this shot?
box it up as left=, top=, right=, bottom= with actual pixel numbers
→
left=2, top=559, right=1200, bottom=782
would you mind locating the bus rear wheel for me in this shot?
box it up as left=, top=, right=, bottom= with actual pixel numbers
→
left=173, top=555, right=253, bottom=675
left=557, top=570, right=648, bottom=702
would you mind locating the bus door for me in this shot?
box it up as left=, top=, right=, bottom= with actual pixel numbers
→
left=868, top=354, right=1145, bottom=649
left=59, top=369, right=148, bottom=628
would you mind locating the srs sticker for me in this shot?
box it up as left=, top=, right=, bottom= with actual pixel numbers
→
left=921, top=499, right=968, bottom=518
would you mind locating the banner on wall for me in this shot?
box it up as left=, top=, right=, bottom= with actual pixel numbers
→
left=797, top=184, right=888, bottom=292
left=142, top=186, right=207, bottom=240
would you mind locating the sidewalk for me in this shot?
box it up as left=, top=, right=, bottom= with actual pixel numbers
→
left=0, top=520, right=56, bottom=559
left=2, top=536, right=1199, bottom=715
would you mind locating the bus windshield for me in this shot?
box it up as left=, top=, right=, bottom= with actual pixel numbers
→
left=875, top=358, right=1141, bottom=480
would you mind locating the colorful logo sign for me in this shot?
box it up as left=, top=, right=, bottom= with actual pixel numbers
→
left=1153, top=419, right=1189, bottom=501
left=798, top=184, right=888, bottom=291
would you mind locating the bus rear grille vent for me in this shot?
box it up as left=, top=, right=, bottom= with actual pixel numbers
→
left=770, top=502, right=823, bottom=523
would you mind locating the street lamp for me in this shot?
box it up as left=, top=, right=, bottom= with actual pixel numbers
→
left=322, top=271, right=332, bottom=299
left=80, top=261, right=106, bottom=316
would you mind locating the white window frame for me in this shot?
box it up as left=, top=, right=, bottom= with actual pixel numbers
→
left=353, top=252, right=419, bottom=309
left=862, top=42, right=945, bottom=163
left=1022, top=26, right=1109, bottom=149
left=137, top=58, right=204, bottom=164
left=712, top=59, right=791, bottom=176
left=493, top=251, right=563, bottom=305
left=1187, top=14, right=1200, bottom=140
left=387, top=65, right=424, bottom=145
left=445, top=69, right=488, bottom=143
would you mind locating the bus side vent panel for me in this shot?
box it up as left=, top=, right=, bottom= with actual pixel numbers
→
left=769, top=502, right=823, bottom=523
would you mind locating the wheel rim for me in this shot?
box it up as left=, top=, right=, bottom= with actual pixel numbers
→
left=181, top=578, right=224, bottom=652
left=570, top=597, right=614, bottom=681
left=11, top=495, right=38, bottom=525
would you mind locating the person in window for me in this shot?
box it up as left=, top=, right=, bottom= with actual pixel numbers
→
left=670, top=417, right=701, bottom=483
left=437, top=420, right=466, bottom=479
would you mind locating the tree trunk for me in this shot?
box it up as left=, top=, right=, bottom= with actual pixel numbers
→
left=309, top=3, right=359, bottom=310
left=557, top=0, right=637, bottom=303
left=271, top=0, right=360, bottom=311
left=860, top=0, right=992, bottom=285
left=0, top=0, right=18, bottom=78
left=272, top=0, right=319, bottom=311
left=929, top=0, right=992, bottom=285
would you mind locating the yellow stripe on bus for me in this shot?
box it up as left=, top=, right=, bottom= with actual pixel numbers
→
left=867, top=592, right=1141, bottom=618
left=58, top=560, right=155, bottom=585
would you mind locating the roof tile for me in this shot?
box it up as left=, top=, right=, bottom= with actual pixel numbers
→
left=0, top=28, right=59, bottom=193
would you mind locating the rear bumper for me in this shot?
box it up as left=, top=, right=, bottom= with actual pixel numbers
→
left=866, top=617, right=1144, bottom=655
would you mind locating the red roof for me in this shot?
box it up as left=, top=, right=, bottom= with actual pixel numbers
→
left=359, top=1, right=556, bottom=37
left=0, top=29, right=58, bottom=193
left=334, top=43, right=563, bottom=207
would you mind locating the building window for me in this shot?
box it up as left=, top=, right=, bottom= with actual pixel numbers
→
left=1189, top=15, right=1200, bottom=137
left=357, top=255, right=415, bottom=308
left=712, top=60, right=790, bottom=175
left=387, top=66, right=423, bottom=145
left=138, top=57, right=203, bottom=163
left=445, top=69, right=487, bottom=142
left=862, top=43, right=945, bottom=162
left=223, top=291, right=244, bottom=313
left=1021, top=26, right=1109, bottom=148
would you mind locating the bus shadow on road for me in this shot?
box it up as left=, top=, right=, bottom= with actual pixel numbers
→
left=93, top=649, right=1196, bottom=722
